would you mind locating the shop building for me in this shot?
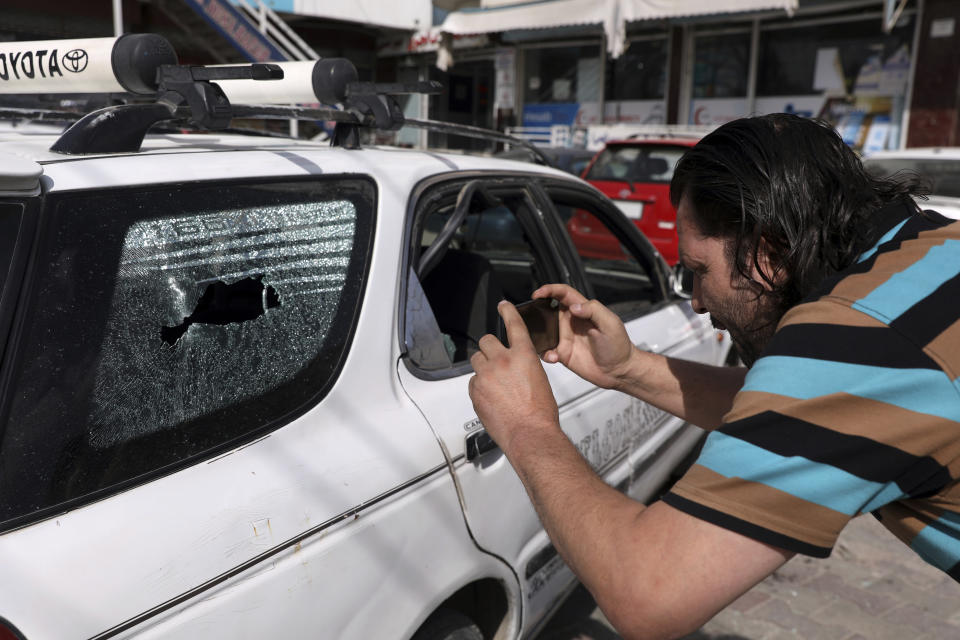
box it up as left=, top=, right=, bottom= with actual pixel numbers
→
left=1, top=0, right=956, bottom=151
left=380, top=0, right=958, bottom=152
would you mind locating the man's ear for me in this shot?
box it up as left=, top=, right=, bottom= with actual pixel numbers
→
left=749, top=238, right=784, bottom=291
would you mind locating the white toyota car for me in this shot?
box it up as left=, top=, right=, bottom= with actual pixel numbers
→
left=0, top=35, right=731, bottom=640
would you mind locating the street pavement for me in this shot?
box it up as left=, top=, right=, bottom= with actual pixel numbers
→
left=534, top=514, right=960, bottom=640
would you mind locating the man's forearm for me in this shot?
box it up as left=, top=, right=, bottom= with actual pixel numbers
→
left=505, top=420, right=722, bottom=639
left=505, top=421, right=651, bottom=626
left=615, top=348, right=746, bottom=430
left=504, top=416, right=791, bottom=639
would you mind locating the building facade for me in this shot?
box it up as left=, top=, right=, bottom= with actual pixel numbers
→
left=1, top=0, right=957, bottom=150
left=380, top=0, right=958, bottom=152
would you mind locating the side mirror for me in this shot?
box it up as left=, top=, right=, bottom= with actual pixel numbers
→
left=671, top=263, right=693, bottom=299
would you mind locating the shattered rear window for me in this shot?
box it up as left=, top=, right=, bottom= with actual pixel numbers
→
left=0, top=177, right=375, bottom=529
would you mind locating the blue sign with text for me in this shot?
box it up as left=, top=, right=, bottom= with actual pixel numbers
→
left=523, top=103, right=580, bottom=128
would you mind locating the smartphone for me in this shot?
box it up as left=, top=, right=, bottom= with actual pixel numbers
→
left=498, top=298, right=560, bottom=354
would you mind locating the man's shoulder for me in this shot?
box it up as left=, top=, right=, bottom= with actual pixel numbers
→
left=767, top=223, right=960, bottom=386
left=807, top=209, right=959, bottom=310
left=808, top=213, right=960, bottom=329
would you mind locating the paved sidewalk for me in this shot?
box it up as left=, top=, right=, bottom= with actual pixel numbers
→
left=535, top=515, right=960, bottom=640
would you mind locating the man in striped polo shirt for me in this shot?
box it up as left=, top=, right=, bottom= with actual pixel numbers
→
left=469, top=113, right=960, bottom=638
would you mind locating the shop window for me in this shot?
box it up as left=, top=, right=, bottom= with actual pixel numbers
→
left=693, top=33, right=750, bottom=98
left=428, top=60, right=495, bottom=150
left=605, top=38, right=668, bottom=101
left=757, top=19, right=914, bottom=97
left=755, top=16, right=915, bottom=151
left=524, top=45, right=602, bottom=104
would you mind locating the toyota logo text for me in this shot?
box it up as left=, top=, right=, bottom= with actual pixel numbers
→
left=62, top=49, right=89, bottom=73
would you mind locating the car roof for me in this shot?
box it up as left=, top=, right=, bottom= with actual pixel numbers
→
left=864, top=147, right=960, bottom=160
left=601, top=138, right=700, bottom=148
left=497, top=146, right=593, bottom=157
left=0, top=128, right=317, bottom=164
left=0, top=126, right=576, bottom=194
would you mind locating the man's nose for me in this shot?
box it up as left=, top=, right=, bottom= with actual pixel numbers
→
left=691, top=279, right=708, bottom=314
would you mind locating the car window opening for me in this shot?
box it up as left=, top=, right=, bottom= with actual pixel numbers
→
left=414, top=189, right=549, bottom=365
left=551, top=196, right=660, bottom=320
left=161, top=275, right=281, bottom=346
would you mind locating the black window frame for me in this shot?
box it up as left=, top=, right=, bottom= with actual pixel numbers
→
left=534, top=180, right=672, bottom=321
left=400, top=172, right=572, bottom=380
left=0, top=175, right=377, bottom=533
left=0, top=197, right=39, bottom=381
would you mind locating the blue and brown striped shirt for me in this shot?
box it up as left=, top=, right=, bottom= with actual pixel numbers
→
left=665, top=204, right=960, bottom=580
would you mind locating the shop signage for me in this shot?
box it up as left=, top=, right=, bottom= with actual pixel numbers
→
left=522, top=103, right=580, bottom=127
left=377, top=28, right=489, bottom=57
left=603, top=100, right=665, bottom=124
left=931, top=18, right=955, bottom=38
left=862, top=115, right=891, bottom=154
left=689, top=98, right=748, bottom=126
left=754, top=96, right=827, bottom=119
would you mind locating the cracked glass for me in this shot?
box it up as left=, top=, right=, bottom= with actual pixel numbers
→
left=90, top=200, right=355, bottom=448
left=0, top=178, right=375, bottom=529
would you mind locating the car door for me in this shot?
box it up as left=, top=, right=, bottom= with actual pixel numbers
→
left=397, top=173, right=723, bottom=633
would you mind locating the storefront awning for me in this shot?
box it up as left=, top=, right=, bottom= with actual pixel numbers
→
left=622, top=0, right=797, bottom=21
left=440, top=0, right=797, bottom=58
left=441, top=0, right=612, bottom=37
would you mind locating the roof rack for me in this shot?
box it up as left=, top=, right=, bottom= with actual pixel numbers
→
left=0, top=34, right=551, bottom=164
left=0, top=107, right=85, bottom=123
left=179, top=105, right=552, bottom=165
left=403, top=118, right=551, bottom=165
left=0, top=35, right=434, bottom=154
left=0, top=107, right=301, bottom=142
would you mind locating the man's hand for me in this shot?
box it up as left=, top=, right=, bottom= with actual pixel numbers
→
left=532, top=284, right=636, bottom=390
left=468, top=301, right=560, bottom=455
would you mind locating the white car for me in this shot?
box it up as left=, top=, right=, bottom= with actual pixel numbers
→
left=863, top=147, right=960, bottom=219
left=0, top=37, right=731, bottom=640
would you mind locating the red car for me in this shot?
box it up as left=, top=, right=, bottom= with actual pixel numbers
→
left=573, top=137, right=700, bottom=265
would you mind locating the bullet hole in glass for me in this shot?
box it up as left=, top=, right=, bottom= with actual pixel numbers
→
left=161, top=275, right=281, bottom=346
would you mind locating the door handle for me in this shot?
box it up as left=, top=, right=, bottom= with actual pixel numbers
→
left=465, top=429, right=499, bottom=461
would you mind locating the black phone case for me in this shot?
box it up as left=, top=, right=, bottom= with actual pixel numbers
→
left=497, top=298, right=559, bottom=353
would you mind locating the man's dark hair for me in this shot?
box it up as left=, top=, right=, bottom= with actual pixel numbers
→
left=670, top=113, right=920, bottom=312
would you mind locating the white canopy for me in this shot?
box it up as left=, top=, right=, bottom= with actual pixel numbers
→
left=440, top=0, right=798, bottom=57
left=291, top=0, right=433, bottom=31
